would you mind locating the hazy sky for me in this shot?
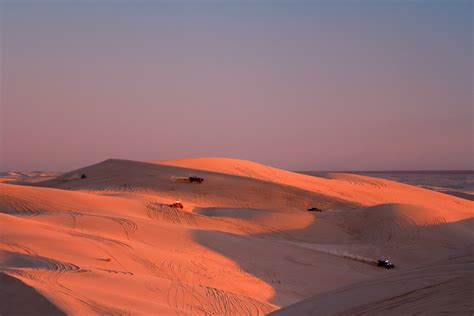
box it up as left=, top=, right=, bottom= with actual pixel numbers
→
left=1, top=0, right=473, bottom=172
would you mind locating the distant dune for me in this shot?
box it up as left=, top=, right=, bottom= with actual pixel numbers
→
left=0, top=171, right=62, bottom=184
left=1, top=158, right=473, bottom=315
left=301, top=170, right=474, bottom=201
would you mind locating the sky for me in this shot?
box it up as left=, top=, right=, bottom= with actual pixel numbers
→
left=1, top=0, right=472, bottom=172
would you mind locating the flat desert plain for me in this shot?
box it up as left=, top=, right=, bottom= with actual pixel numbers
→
left=0, top=158, right=473, bottom=315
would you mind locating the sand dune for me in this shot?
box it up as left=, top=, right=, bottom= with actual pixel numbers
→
left=1, top=158, right=473, bottom=315
left=0, top=171, right=62, bottom=184
left=158, top=158, right=472, bottom=212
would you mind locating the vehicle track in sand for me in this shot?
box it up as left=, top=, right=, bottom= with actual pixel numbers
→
left=96, top=268, right=134, bottom=276
left=0, top=194, right=46, bottom=216
left=0, top=238, right=38, bottom=255
left=0, top=251, right=90, bottom=274
left=145, top=276, right=275, bottom=315
left=69, top=231, right=132, bottom=249
left=3, top=253, right=133, bottom=315
left=136, top=250, right=275, bottom=315
left=166, top=280, right=275, bottom=315
left=145, top=202, right=197, bottom=226
left=0, top=208, right=45, bottom=217
left=282, top=241, right=379, bottom=267
left=68, top=211, right=138, bottom=240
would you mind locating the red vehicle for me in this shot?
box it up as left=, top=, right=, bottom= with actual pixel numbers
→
left=170, top=202, right=184, bottom=209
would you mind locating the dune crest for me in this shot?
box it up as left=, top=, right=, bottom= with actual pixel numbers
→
left=158, top=157, right=472, bottom=214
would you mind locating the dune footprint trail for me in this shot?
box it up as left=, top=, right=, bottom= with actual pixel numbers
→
left=1, top=158, right=473, bottom=315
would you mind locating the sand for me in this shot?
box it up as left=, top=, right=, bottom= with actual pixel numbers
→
left=0, top=171, right=62, bottom=184
left=0, top=158, right=473, bottom=315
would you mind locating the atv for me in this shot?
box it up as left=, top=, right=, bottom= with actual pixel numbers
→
left=170, top=202, right=184, bottom=209
left=189, top=176, right=204, bottom=183
left=377, top=259, right=395, bottom=269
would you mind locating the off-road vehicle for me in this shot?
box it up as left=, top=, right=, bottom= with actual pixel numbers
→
left=170, top=202, right=184, bottom=209
left=377, top=259, right=395, bottom=269
left=189, top=176, right=204, bottom=183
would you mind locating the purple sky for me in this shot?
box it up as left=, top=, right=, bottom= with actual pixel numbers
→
left=1, top=0, right=473, bottom=172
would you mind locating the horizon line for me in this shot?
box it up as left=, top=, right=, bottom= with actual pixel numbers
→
left=2, top=169, right=473, bottom=174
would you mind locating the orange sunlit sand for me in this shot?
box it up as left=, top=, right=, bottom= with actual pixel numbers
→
left=0, top=158, right=472, bottom=315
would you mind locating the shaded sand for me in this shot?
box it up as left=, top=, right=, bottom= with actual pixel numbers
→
left=0, top=158, right=473, bottom=315
left=440, top=190, right=474, bottom=201
left=271, top=254, right=474, bottom=315
left=0, top=272, right=66, bottom=315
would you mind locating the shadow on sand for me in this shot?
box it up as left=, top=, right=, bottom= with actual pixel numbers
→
left=193, top=210, right=474, bottom=308
left=0, top=272, right=66, bottom=316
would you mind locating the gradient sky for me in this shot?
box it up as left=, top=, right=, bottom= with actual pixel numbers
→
left=1, top=0, right=473, bottom=172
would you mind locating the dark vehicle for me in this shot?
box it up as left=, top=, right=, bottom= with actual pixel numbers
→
left=307, top=207, right=322, bottom=212
left=377, top=258, right=395, bottom=269
left=189, top=176, right=204, bottom=183
left=170, top=202, right=184, bottom=209
left=81, top=174, right=87, bottom=179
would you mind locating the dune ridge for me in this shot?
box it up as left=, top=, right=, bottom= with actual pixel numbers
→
left=1, top=157, right=473, bottom=315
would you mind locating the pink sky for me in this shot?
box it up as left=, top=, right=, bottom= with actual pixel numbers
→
left=1, top=1, right=472, bottom=171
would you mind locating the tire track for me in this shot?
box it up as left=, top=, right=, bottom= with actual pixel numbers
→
left=67, top=211, right=138, bottom=240
left=0, top=195, right=47, bottom=216
left=0, top=251, right=90, bottom=273
left=165, top=281, right=274, bottom=315
left=0, top=238, right=38, bottom=255
left=96, top=268, right=133, bottom=276
left=146, top=202, right=197, bottom=226
left=70, top=231, right=132, bottom=249
left=140, top=256, right=275, bottom=315
left=3, top=254, right=131, bottom=316
left=0, top=208, right=45, bottom=217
